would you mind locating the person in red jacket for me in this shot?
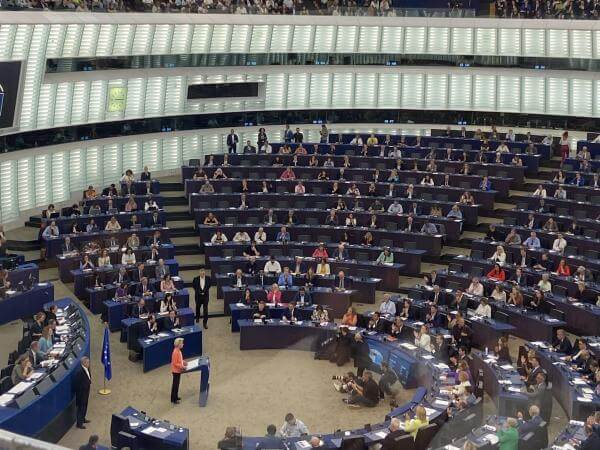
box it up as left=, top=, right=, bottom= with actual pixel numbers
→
left=171, top=338, right=187, bottom=404
left=556, top=259, right=571, bottom=277
left=487, top=263, right=506, bottom=281
left=312, top=243, right=329, bottom=259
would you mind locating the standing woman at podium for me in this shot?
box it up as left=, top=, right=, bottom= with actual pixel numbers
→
left=171, top=338, right=187, bottom=404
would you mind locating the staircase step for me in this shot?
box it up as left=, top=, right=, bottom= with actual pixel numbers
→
left=170, top=228, right=197, bottom=238
left=174, top=244, right=202, bottom=255
left=162, top=197, right=187, bottom=206
left=161, top=182, right=184, bottom=192
left=165, top=211, right=193, bottom=221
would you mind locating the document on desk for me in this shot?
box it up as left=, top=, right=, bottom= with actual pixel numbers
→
left=400, top=343, right=417, bottom=350
left=186, top=358, right=200, bottom=370
left=295, top=440, right=311, bottom=449
left=424, top=407, right=437, bottom=418
left=8, top=381, right=33, bottom=395
left=0, top=394, right=14, bottom=406
left=484, top=434, right=499, bottom=445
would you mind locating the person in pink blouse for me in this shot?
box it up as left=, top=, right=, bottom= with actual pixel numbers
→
left=312, top=243, right=329, bottom=259
left=267, top=283, right=282, bottom=305
left=280, top=167, right=296, bottom=180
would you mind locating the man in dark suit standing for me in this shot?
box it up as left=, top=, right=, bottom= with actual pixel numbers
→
left=74, top=357, right=92, bottom=429
left=192, top=268, right=211, bottom=329
left=517, top=405, right=544, bottom=437
left=227, top=129, right=239, bottom=154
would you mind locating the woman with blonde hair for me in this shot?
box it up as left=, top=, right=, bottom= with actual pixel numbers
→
left=403, top=405, right=429, bottom=439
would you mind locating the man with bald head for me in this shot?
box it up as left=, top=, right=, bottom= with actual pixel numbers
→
left=381, top=418, right=404, bottom=450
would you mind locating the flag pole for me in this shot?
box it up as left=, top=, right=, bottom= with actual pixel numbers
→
left=99, top=323, right=112, bottom=395
left=99, top=376, right=111, bottom=395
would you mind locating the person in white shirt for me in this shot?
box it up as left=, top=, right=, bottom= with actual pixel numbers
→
left=145, top=198, right=159, bottom=211
left=121, top=248, right=136, bottom=265
left=210, top=230, right=228, bottom=244
left=414, top=325, right=433, bottom=352
left=506, top=130, right=516, bottom=142
left=552, top=233, right=567, bottom=254
left=474, top=298, right=492, bottom=318
left=491, top=285, right=507, bottom=302
left=233, top=231, right=251, bottom=243
left=264, top=256, right=282, bottom=274
left=379, top=294, right=396, bottom=316
left=261, top=141, right=273, bottom=154
left=105, top=217, right=122, bottom=231
left=554, top=186, right=567, bottom=199
left=350, top=134, right=363, bottom=145
left=489, top=245, right=507, bottom=264
left=537, top=273, right=552, bottom=292
left=97, top=249, right=112, bottom=267
left=497, top=141, right=509, bottom=153
left=592, top=134, right=600, bottom=144
left=466, top=277, right=484, bottom=296
left=254, top=227, right=267, bottom=244
left=387, top=200, right=403, bottom=214
left=420, top=175, right=434, bottom=186
left=542, top=135, right=552, bottom=145
left=294, top=182, right=306, bottom=194
left=532, top=185, right=547, bottom=198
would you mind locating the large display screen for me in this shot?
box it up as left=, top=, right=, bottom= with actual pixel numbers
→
left=0, top=61, right=21, bottom=129
left=187, top=82, right=259, bottom=99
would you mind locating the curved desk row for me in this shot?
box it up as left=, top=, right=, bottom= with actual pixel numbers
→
left=0, top=298, right=89, bottom=442
left=223, top=285, right=354, bottom=318
left=57, top=244, right=176, bottom=283
left=210, top=255, right=399, bottom=292
left=526, top=342, right=600, bottom=420
left=37, top=211, right=166, bottom=234
left=517, top=195, right=600, bottom=220
left=105, top=290, right=191, bottom=331
left=493, top=224, right=600, bottom=257
left=43, top=227, right=171, bottom=258
left=81, top=194, right=164, bottom=210
left=201, top=147, right=539, bottom=175
left=183, top=164, right=511, bottom=197
left=236, top=321, right=483, bottom=449
left=200, top=224, right=442, bottom=258
left=194, top=207, right=463, bottom=242
left=470, top=239, right=600, bottom=279
left=397, top=292, right=517, bottom=351
left=0, top=283, right=54, bottom=326
left=442, top=266, right=600, bottom=337
left=187, top=177, right=493, bottom=214
left=205, top=240, right=424, bottom=276
left=190, top=189, right=480, bottom=225
left=503, top=209, right=600, bottom=239
left=71, top=258, right=180, bottom=300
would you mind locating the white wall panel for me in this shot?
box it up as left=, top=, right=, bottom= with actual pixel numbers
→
left=450, top=28, right=472, bottom=54
left=498, top=28, right=521, bottom=56
left=377, top=73, right=400, bottom=108
left=570, top=79, right=593, bottom=117
left=401, top=74, right=424, bottom=109
left=380, top=26, right=403, bottom=53
left=425, top=74, right=448, bottom=109
left=473, top=75, right=496, bottom=110
left=354, top=73, right=377, bottom=108
left=448, top=74, right=472, bottom=110
left=522, top=76, right=546, bottom=114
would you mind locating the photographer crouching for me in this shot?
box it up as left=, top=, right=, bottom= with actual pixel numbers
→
left=343, top=371, right=380, bottom=408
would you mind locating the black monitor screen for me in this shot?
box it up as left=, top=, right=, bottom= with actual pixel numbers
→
left=0, top=61, right=21, bottom=129
left=187, top=82, right=259, bottom=99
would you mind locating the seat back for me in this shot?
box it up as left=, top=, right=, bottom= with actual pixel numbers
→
left=116, top=431, right=138, bottom=450
left=0, top=376, right=13, bottom=395
left=390, top=433, right=415, bottom=450
left=110, top=414, right=131, bottom=447
left=340, top=435, right=366, bottom=450
left=414, top=423, right=438, bottom=450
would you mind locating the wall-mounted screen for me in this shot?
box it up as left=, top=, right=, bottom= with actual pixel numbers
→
left=0, top=61, right=22, bottom=130
left=187, top=82, right=260, bottom=99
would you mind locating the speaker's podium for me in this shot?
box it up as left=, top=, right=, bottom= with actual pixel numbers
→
left=183, top=355, right=210, bottom=407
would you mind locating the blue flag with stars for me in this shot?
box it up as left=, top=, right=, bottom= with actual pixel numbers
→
left=101, top=327, right=112, bottom=380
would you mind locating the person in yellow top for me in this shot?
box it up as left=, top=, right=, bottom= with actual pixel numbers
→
left=366, top=134, right=379, bottom=146
left=403, top=405, right=429, bottom=439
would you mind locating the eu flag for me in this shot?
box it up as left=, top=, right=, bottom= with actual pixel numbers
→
left=101, top=327, right=112, bottom=381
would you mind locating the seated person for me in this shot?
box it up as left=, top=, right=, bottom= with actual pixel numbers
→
left=159, top=292, right=178, bottom=313
left=211, top=230, right=228, bottom=244
left=345, top=371, right=379, bottom=408
left=136, top=278, right=154, bottom=297
left=316, top=257, right=330, bottom=275
left=295, top=287, right=312, bottom=305
left=252, top=300, right=270, bottom=319
left=266, top=283, right=282, bottom=305
left=341, top=307, right=358, bottom=326
left=203, top=212, right=219, bottom=226
left=160, top=274, right=176, bottom=292
left=264, top=256, right=281, bottom=274
left=376, top=247, right=393, bottom=264
left=232, top=230, right=251, bottom=243
left=401, top=406, right=429, bottom=439
left=311, top=305, right=329, bottom=322
left=277, top=267, right=294, bottom=287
